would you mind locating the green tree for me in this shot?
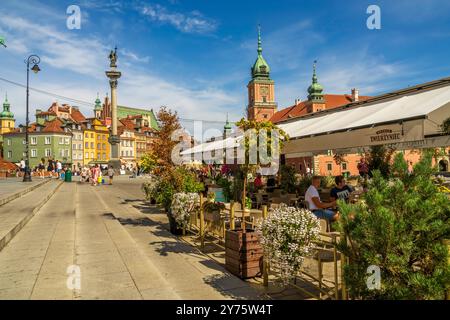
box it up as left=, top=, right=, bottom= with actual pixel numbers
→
left=235, top=119, right=289, bottom=210
left=336, top=151, right=450, bottom=299
left=280, top=165, right=297, bottom=193
left=366, top=145, right=395, bottom=178
left=139, top=152, right=158, bottom=173
left=441, top=117, right=450, bottom=135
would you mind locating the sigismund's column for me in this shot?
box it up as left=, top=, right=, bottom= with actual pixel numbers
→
left=106, top=47, right=122, bottom=169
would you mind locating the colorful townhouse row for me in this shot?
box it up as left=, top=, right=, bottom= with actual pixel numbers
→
left=0, top=94, right=159, bottom=170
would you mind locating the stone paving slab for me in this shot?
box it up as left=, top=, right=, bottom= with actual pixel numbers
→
left=0, top=180, right=63, bottom=251
left=94, top=180, right=264, bottom=300
left=0, top=178, right=51, bottom=206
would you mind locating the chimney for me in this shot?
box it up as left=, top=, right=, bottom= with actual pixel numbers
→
left=351, top=88, right=359, bottom=102
left=295, top=98, right=302, bottom=105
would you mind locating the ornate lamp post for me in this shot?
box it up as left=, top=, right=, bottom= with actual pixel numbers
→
left=105, top=47, right=122, bottom=170
left=23, top=54, right=41, bottom=182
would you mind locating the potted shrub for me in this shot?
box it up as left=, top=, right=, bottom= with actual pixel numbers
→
left=170, top=192, right=200, bottom=235
left=256, top=204, right=321, bottom=284
left=141, top=175, right=160, bottom=204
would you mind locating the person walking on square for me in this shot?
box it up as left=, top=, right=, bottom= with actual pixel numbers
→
left=56, top=160, right=62, bottom=178
left=38, top=158, right=46, bottom=179
left=91, top=164, right=100, bottom=186
left=107, top=166, right=115, bottom=185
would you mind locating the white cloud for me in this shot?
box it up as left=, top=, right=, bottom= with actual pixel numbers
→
left=140, top=4, right=217, bottom=34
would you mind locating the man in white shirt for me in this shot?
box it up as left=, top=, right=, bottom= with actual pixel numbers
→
left=305, top=176, right=339, bottom=222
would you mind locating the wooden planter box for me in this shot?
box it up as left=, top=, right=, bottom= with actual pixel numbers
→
left=225, top=229, right=263, bottom=279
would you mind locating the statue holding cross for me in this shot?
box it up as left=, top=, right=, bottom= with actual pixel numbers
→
left=108, top=46, right=117, bottom=68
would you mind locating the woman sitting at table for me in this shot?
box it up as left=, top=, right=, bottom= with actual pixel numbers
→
left=329, top=175, right=354, bottom=203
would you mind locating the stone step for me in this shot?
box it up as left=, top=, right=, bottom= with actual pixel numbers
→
left=0, top=180, right=64, bottom=251
left=0, top=179, right=52, bottom=207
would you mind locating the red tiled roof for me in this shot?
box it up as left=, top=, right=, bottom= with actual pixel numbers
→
left=119, top=119, right=136, bottom=130
left=70, top=108, right=86, bottom=123
left=271, top=94, right=371, bottom=123
left=0, top=156, right=17, bottom=170
left=43, top=119, right=64, bottom=133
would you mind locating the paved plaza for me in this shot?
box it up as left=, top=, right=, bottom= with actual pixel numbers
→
left=0, top=177, right=266, bottom=300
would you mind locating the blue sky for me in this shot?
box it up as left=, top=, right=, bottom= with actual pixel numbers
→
left=1, top=0, right=450, bottom=140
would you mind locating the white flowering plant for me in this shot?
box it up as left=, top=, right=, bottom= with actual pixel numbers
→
left=141, top=175, right=161, bottom=201
left=256, top=204, right=321, bottom=284
left=171, top=192, right=200, bottom=229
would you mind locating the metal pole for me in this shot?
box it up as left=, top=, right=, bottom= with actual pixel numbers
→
left=23, top=59, right=31, bottom=182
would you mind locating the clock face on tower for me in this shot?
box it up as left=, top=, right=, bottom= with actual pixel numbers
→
left=260, top=86, right=269, bottom=96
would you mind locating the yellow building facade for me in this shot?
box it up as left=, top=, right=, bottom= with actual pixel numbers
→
left=83, top=118, right=110, bottom=165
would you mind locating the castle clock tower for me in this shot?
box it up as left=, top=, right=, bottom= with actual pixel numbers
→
left=247, top=26, right=277, bottom=122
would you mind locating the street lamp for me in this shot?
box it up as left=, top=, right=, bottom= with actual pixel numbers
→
left=23, top=54, right=41, bottom=182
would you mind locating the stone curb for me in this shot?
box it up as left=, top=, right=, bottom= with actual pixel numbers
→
left=0, top=180, right=64, bottom=251
left=0, top=178, right=52, bottom=207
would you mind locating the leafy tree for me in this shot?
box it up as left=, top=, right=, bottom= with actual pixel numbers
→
left=441, top=117, right=450, bottom=135
left=336, top=151, right=450, bottom=299
left=152, top=107, right=182, bottom=169
left=139, top=152, right=158, bottom=173
left=366, top=145, right=395, bottom=178
left=235, top=119, right=289, bottom=210
left=280, top=165, right=297, bottom=193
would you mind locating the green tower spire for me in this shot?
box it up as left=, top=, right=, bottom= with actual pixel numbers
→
left=0, top=92, right=14, bottom=119
left=251, top=25, right=270, bottom=79
left=307, top=60, right=324, bottom=102
left=224, top=113, right=232, bottom=131
left=94, top=93, right=102, bottom=111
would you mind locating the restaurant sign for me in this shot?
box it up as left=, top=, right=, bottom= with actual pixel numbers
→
left=369, top=129, right=402, bottom=143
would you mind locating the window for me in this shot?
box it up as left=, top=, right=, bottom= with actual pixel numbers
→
left=7, top=151, right=12, bottom=158
left=45, top=149, right=51, bottom=157
left=60, top=149, right=65, bottom=157
left=85, top=132, right=89, bottom=138
left=91, top=152, right=94, bottom=159
left=97, top=153, right=100, bottom=160
left=102, top=135, right=105, bottom=140
left=31, top=149, right=37, bottom=158
left=23, top=152, right=26, bottom=157
left=85, top=152, right=89, bottom=159
left=102, top=153, right=106, bottom=160
left=91, top=133, right=94, bottom=138
left=6, top=139, right=10, bottom=146
left=79, top=144, right=82, bottom=150
left=45, top=137, right=51, bottom=145
left=121, top=151, right=124, bottom=157
left=31, top=137, right=37, bottom=145
left=97, top=143, right=101, bottom=150
left=65, top=137, right=70, bottom=145
left=59, top=137, right=64, bottom=145
left=85, top=142, right=89, bottom=149
left=73, top=144, right=77, bottom=150
left=23, top=139, right=26, bottom=145
left=327, top=163, right=333, bottom=172
left=342, top=163, right=348, bottom=171
left=102, top=143, right=106, bottom=150
left=90, top=142, right=94, bottom=149
left=126, top=151, right=129, bottom=157
left=65, top=149, right=69, bottom=157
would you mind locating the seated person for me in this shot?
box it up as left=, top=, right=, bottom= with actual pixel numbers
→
left=305, top=176, right=339, bottom=222
left=330, top=176, right=354, bottom=203
left=266, top=176, right=276, bottom=192
left=254, top=173, right=264, bottom=190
